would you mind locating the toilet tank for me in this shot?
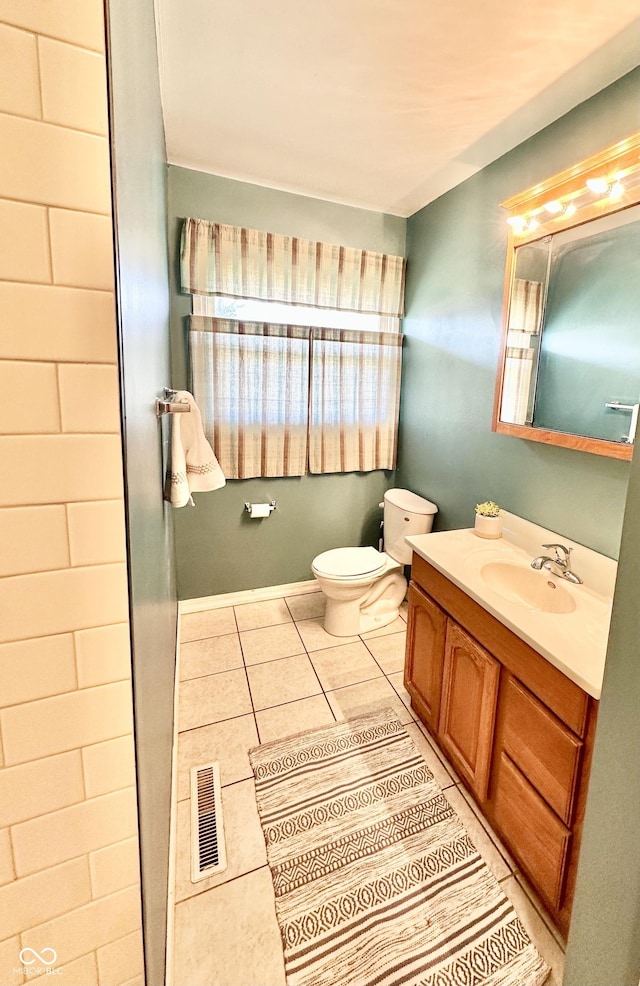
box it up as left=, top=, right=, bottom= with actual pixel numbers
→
left=382, top=488, right=438, bottom=565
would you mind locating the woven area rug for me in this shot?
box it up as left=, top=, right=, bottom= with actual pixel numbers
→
left=250, top=708, right=550, bottom=986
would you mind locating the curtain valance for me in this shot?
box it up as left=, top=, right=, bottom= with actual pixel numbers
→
left=181, top=219, right=406, bottom=317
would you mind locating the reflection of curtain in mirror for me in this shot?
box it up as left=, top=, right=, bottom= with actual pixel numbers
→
left=501, top=278, right=543, bottom=425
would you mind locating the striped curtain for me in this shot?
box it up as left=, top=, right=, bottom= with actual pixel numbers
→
left=500, top=278, right=544, bottom=426
left=309, top=329, right=402, bottom=473
left=181, top=219, right=406, bottom=317
left=189, top=316, right=310, bottom=479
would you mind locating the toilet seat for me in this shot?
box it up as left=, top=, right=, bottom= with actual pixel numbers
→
left=312, top=546, right=387, bottom=581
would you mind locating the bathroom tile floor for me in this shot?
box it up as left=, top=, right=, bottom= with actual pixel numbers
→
left=171, top=590, right=565, bottom=986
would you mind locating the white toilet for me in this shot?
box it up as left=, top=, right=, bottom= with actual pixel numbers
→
left=311, top=489, right=438, bottom=636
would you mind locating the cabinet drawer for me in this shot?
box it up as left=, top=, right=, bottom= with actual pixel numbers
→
left=502, top=676, right=582, bottom=825
left=494, top=753, right=571, bottom=911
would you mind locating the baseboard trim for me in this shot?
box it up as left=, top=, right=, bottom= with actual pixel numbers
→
left=180, top=579, right=319, bottom=613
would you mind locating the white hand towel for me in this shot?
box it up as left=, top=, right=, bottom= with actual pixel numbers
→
left=164, top=391, right=225, bottom=508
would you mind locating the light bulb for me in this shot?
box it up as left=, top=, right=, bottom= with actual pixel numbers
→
left=586, top=177, right=609, bottom=194
left=527, top=218, right=540, bottom=231
left=564, top=203, right=577, bottom=217
left=610, top=181, right=624, bottom=200
left=507, top=216, right=527, bottom=233
left=544, top=201, right=563, bottom=214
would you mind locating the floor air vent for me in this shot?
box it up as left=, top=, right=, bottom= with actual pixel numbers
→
left=190, top=762, right=227, bottom=882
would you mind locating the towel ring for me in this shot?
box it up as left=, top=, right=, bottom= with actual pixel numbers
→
left=156, top=388, right=191, bottom=417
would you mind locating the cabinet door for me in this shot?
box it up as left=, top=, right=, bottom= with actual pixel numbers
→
left=404, top=582, right=447, bottom=733
left=439, top=622, right=500, bottom=802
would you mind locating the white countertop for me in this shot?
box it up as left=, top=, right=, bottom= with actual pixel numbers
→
left=406, top=513, right=617, bottom=700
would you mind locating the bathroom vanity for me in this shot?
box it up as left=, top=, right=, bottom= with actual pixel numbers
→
left=403, top=514, right=615, bottom=938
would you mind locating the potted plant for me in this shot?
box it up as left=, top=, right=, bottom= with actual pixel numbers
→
left=474, top=500, right=502, bottom=539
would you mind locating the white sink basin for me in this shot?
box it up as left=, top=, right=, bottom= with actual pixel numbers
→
left=480, top=560, right=576, bottom=614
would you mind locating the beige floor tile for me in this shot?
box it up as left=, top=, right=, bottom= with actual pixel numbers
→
left=363, top=631, right=407, bottom=674
left=360, top=616, right=406, bottom=639
left=285, top=591, right=326, bottom=621
left=255, top=695, right=335, bottom=744
left=234, top=597, right=293, bottom=631
left=512, top=872, right=567, bottom=949
left=326, top=677, right=415, bottom=727
left=387, top=671, right=418, bottom=720
left=240, top=622, right=305, bottom=666
left=175, top=778, right=266, bottom=902
left=309, top=641, right=382, bottom=691
left=455, top=782, right=519, bottom=872
left=443, top=786, right=512, bottom=882
left=176, top=715, right=259, bottom=801
left=412, top=719, right=462, bottom=784
left=179, top=633, right=243, bottom=681
left=404, top=722, right=457, bottom=790
left=173, top=867, right=285, bottom=986
left=178, top=669, right=252, bottom=732
left=501, top=876, right=565, bottom=985
left=247, top=654, right=321, bottom=711
left=180, top=607, right=237, bottom=643
left=295, top=617, right=359, bottom=652
left=387, top=671, right=418, bottom=722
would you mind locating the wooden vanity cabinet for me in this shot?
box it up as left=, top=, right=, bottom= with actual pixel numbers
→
left=404, top=551, right=598, bottom=938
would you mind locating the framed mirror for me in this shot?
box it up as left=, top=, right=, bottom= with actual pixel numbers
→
left=492, top=132, right=640, bottom=460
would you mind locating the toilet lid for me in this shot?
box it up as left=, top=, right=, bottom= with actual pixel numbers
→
left=313, top=546, right=386, bottom=579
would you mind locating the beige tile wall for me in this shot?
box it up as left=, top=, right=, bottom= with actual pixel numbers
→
left=0, top=2, right=144, bottom=984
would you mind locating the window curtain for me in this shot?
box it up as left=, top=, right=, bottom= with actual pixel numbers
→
left=181, top=218, right=406, bottom=317
left=501, top=278, right=544, bottom=426
left=309, top=329, right=402, bottom=473
left=189, top=316, right=310, bottom=479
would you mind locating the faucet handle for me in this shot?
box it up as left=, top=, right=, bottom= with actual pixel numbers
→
left=542, top=543, right=572, bottom=565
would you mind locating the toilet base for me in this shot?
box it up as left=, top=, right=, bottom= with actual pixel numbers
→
left=323, top=571, right=407, bottom=637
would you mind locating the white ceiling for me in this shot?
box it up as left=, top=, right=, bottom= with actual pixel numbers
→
left=155, top=1, right=640, bottom=218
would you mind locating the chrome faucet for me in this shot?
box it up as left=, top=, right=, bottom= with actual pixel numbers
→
left=531, top=543, right=582, bottom=584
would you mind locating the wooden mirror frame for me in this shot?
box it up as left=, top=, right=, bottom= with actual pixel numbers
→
left=492, top=132, right=640, bottom=460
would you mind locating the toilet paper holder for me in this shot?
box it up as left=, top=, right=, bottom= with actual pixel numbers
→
left=244, top=500, right=277, bottom=517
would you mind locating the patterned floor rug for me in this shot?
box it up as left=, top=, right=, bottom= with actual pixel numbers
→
left=250, top=708, right=550, bottom=986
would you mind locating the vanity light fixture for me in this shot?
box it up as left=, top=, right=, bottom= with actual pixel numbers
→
left=502, top=133, right=640, bottom=240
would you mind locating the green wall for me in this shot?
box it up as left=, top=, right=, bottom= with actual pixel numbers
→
left=106, top=2, right=176, bottom=983
left=399, top=68, right=640, bottom=560
left=167, top=167, right=406, bottom=599
left=564, top=439, right=640, bottom=984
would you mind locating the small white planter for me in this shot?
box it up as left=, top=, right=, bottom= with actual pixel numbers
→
left=474, top=514, right=503, bottom=539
